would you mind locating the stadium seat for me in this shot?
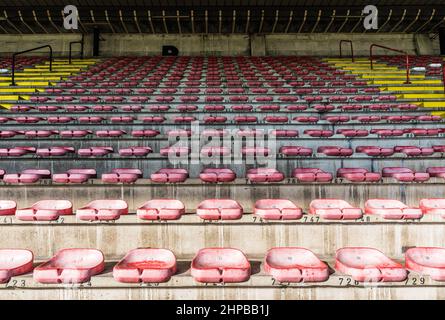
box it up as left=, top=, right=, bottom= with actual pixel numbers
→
left=191, top=248, right=251, bottom=283
left=364, top=199, right=423, bottom=219
left=78, top=147, right=113, bottom=157
left=76, top=199, right=129, bottom=221
left=119, top=147, right=152, bottom=157
left=394, top=146, right=435, bottom=157
left=304, top=130, right=334, bottom=138
left=137, top=199, right=185, bottom=220
left=15, top=200, right=73, bottom=221
left=196, top=199, right=243, bottom=220
left=337, top=168, right=381, bottom=182
left=0, top=147, right=36, bottom=157
left=199, top=168, right=236, bottom=183
left=309, top=199, right=363, bottom=220
left=3, top=169, right=50, bottom=184
left=292, top=168, right=333, bottom=182
left=356, top=146, right=394, bottom=157
left=335, top=247, right=407, bottom=282
left=317, top=146, right=353, bottom=157
left=247, top=168, right=284, bottom=183
left=419, top=199, right=445, bottom=217
left=254, top=199, right=302, bottom=220
left=52, top=169, right=97, bottom=184
left=101, top=168, right=143, bottom=183
left=279, top=146, right=313, bottom=157
left=33, top=248, right=105, bottom=284
left=113, top=248, right=177, bottom=283
left=151, top=169, right=188, bottom=183
left=0, top=200, right=17, bottom=215
left=36, top=147, right=75, bottom=157
left=382, top=167, right=430, bottom=182
left=405, top=247, right=445, bottom=281
left=0, top=249, right=33, bottom=284
left=264, top=247, right=329, bottom=282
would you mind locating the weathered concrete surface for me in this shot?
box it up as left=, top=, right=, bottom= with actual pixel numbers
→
left=0, top=33, right=438, bottom=57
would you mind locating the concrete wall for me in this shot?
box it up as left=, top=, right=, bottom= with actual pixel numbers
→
left=0, top=33, right=439, bottom=57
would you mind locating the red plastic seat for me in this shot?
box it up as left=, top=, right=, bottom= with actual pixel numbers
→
left=196, top=199, right=243, bottom=220
left=247, top=168, right=284, bottom=183
left=394, top=146, right=434, bottom=157
left=151, top=168, right=188, bottom=183
left=0, top=249, right=33, bottom=283
left=3, top=169, right=50, bottom=184
left=356, top=146, right=394, bottom=157
left=336, top=129, right=369, bottom=137
left=426, top=167, right=445, bottom=179
left=47, top=116, right=74, bottom=124
left=113, top=248, right=177, bottom=283
left=199, top=168, right=236, bottom=183
left=76, top=199, right=129, bottom=221
left=405, top=247, right=445, bottom=281
left=419, top=198, right=445, bottom=217
left=264, top=247, right=329, bottom=283
left=322, top=116, right=350, bottom=123
left=304, top=130, right=334, bottom=138
left=335, top=247, right=407, bottom=282
left=191, top=248, right=250, bottom=283
left=337, top=168, right=381, bottom=182
left=15, top=200, right=73, bottom=221
left=52, top=169, right=96, bottom=184
left=382, top=167, right=430, bottom=182
left=25, top=130, right=58, bottom=138
left=271, top=130, right=298, bottom=138
left=279, top=146, right=312, bottom=156
left=131, top=130, right=160, bottom=138
left=294, top=116, right=319, bottom=123
left=365, top=199, right=423, bottom=219
left=34, top=249, right=104, bottom=284
left=60, top=130, right=92, bottom=138
left=79, top=116, right=104, bottom=123
left=354, top=116, right=381, bottom=123
left=0, top=200, right=17, bottom=215
left=318, top=146, right=353, bottom=157
left=292, top=168, right=333, bottom=183
left=0, top=147, right=36, bottom=157
left=309, top=199, right=363, bottom=220
left=119, top=147, right=152, bottom=157
left=78, top=147, right=113, bottom=157
left=36, top=147, right=75, bottom=157
left=254, top=199, right=302, bottom=220
left=96, top=130, right=126, bottom=138
left=242, top=147, right=270, bottom=156
left=101, top=168, right=143, bottom=183
left=137, top=199, right=185, bottom=220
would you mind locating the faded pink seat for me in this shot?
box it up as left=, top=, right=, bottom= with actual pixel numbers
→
left=294, top=116, right=319, bottom=123
left=34, top=249, right=104, bottom=284
left=96, top=130, right=126, bottom=138
left=336, top=129, right=369, bottom=137
left=382, top=167, right=430, bottom=182
left=279, top=146, right=313, bottom=156
left=236, top=129, right=264, bottom=137
left=79, top=116, right=104, bottom=123
left=394, top=146, right=434, bottom=157
left=365, top=199, right=423, bottom=219
left=199, top=168, right=236, bottom=183
left=15, top=116, right=45, bottom=123
left=270, top=130, right=298, bottom=137
left=0, top=147, right=36, bottom=157
left=137, top=199, right=185, bottom=220
left=3, top=169, right=50, bottom=184
left=60, top=130, right=92, bottom=138
left=52, top=169, right=96, bottom=184
left=25, top=130, right=58, bottom=138
left=47, top=116, right=74, bottom=124
left=113, top=248, right=177, bottom=283
left=419, top=198, right=445, bottom=217
left=151, top=168, right=188, bottom=183
left=191, top=248, right=250, bottom=283
left=167, top=129, right=192, bottom=137
left=0, top=200, right=17, bottom=215
left=426, top=167, right=445, bottom=179
left=304, top=130, right=334, bottom=138
left=15, top=200, right=73, bottom=221
left=76, top=199, right=128, bottom=221
left=131, top=130, right=160, bottom=138
left=197, top=199, right=243, bottom=220
left=247, top=168, right=284, bottom=183
left=78, top=146, right=113, bottom=157
left=292, top=168, right=333, bottom=183
left=200, top=146, right=231, bottom=157
left=0, top=131, right=23, bottom=138
left=335, top=247, right=407, bottom=282
left=119, top=147, right=152, bottom=157
left=234, top=116, right=257, bottom=123
left=254, top=199, right=302, bottom=220
left=264, top=247, right=329, bottom=283
left=36, top=147, right=75, bottom=157
left=140, top=116, right=166, bottom=123
left=110, top=116, right=135, bottom=123
left=242, top=147, right=270, bottom=156
left=0, top=249, right=33, bottom=284
left=356, top=146, right=394, bottom=157
left=337, top=168, right=381, bottom=182
left=322, top=115, right=350, bottom=123
left=309, top=199, right=362, bottom=220
left=405, top=247, right=445, bottom=281
left=102, top=168, right=142, bottom=183
left=318, top=146, right=353, bottom=157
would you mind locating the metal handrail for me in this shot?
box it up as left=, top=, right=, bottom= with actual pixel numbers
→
left=11, top=45, right=53, bottom=86
left=339, top=40, right=354, bottom=62
left=68, top=34, right=84, bottom=64
left=370, top=44, right=411, bottom=84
